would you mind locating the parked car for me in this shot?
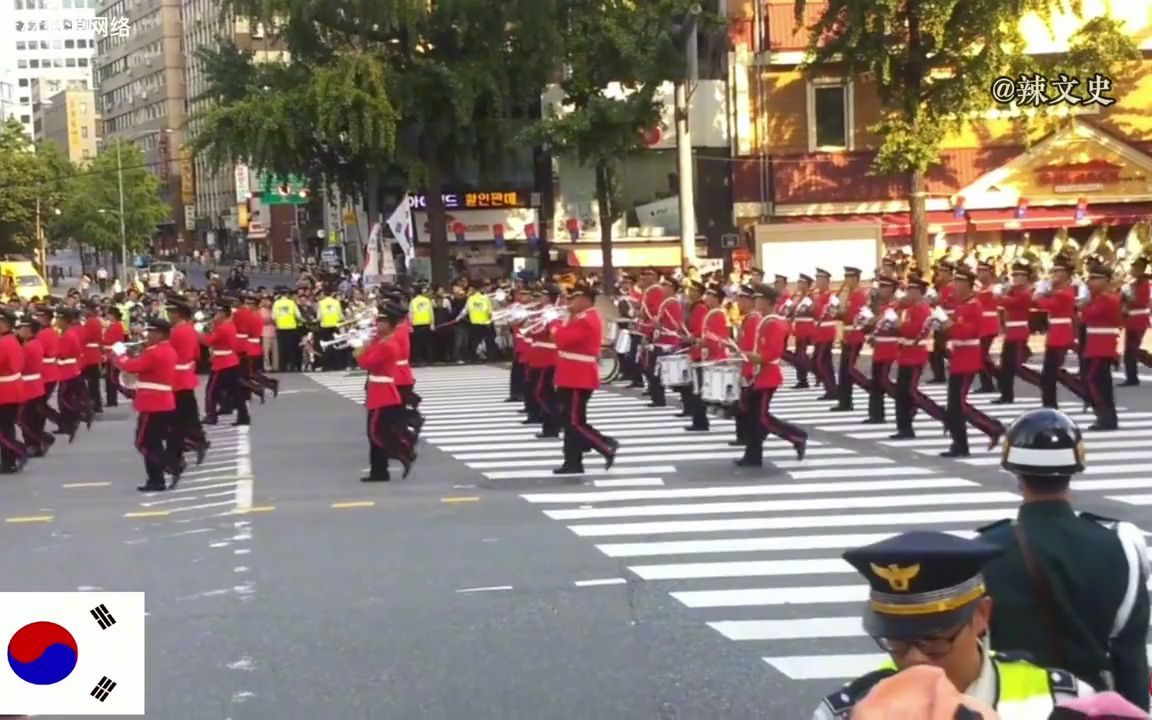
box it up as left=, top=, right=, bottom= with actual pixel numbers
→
left=144, top=261, right=183, bottom=289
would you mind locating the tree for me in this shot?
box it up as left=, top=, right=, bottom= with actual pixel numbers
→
left=795, top=0, right=1140, bottom=271
left=525, top=0, right=705, bottom=290
left=0, top=120, right=72, bottom=256
left=52, top=140, right=169, bottom=268
left=191, top=0, right=561, bottom=286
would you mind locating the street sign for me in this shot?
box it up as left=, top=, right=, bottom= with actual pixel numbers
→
left=259, top=173, right=311, bottom=205
left=720, top=233, right=740, bottom=249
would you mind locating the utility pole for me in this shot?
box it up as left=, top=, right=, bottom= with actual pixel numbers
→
left=35, top=196, right=45, bottom=274
left=116, top=140, right=129, bottom=287
left=675, top=3, right=702, bottom=270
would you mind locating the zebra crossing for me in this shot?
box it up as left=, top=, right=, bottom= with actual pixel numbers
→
left=132, top=424, right=254, bottom=520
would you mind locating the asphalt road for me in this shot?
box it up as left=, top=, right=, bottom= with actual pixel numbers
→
left=1, top=359, right=1151, bottom=719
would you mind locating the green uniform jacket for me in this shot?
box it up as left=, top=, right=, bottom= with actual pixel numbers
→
left=980, top=500, right=1151, bottom=710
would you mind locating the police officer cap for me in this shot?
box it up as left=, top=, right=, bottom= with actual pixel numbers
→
left=952, top=266, right=976, bottom=283
left=1088, top=264, right=1113, bottom=280
left=976, top=258, right=995, bottom=271
left=935, top=260, right=956, bottom=272
left=797, top=273, right=814, bottom=284
left=1010, top=260, right=1032, bottom=275
left=906, top=277, right=929, bottom=292
left=166, top=299, right=193, bottom=316
left=215, top=298, right=235, bottom=312
left=843, top=266, right=862, bottom=277
left=843, top=531, right=1003, bottom=638
left=543, top=283, right=563, bottom=298
left=1001, top=408, right=1085, bottom=478
left=814, top=268, right=832, bottom=279
left=144, top=317, right=172, bottom=333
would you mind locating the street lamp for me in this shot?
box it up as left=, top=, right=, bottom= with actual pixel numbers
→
left=100, top=128, right=173, bottom=287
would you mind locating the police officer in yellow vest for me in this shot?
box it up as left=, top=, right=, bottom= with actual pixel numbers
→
left=458, top=286, right=499, bottom=362
left=811, top=531, right=1093, bottom=719
left=408, top=287, right=435, bottom=365
left=316, top=289, right=345, bottom=371
left=272, top=289, right=303, bottom=372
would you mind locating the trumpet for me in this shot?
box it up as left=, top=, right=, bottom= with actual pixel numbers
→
left=321, top=327, right=376, bottom=350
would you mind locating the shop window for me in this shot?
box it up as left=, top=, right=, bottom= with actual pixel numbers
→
left=807, top=78, right=853, bottom=152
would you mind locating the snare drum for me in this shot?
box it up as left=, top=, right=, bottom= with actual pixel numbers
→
left=657, top=354, right=692, bottom=387
left=701, top=365, right=741, bottom=405
left=605, top=321, right=619, bottom=345
left=614, top=327, right=633, bottom=354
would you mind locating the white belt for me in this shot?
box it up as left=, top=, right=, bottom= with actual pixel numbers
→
left=368, top=375, right=395, bottom=384
left=84, top=343, right=99, bottom=348
left=236, top=333, right=249, bottom=339
left=949, top=339, right=981, bottom=347
left=1049, top=318, right=1072, bottom=325
left=43, top=358, right=56, bottom=364
left=982, top=312, right=999, bottom=318
left=57, top=358, right=76, bottom=365
left=211, top=350, right=234, bottom=357
left=1005, top=321, right=1029, bottom=328
left=898, top=339, right=928, bottom=347
left=136, top=382, right=172, bottom=392
left=817, top=321, right=840, bottom=327
left=0, top=373, right=21, bottom=382
left=1128, top=309, right=1150, bottom=316
left=395, top=360, right=409, bottom=366
left=793, top=318, right=814, bottom=323
left=559, top=351, right=598, bottom=363
left=535, top=342, right=557, bottom=349
left=874, top=337, right=899, bottom=343
left=174, top=362, right=194, bottom=371
left=1086, top=327, right=1121, bottom=336
left=19, top=374, right=39, bottom=381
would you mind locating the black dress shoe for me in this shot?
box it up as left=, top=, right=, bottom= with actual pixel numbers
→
left=552, top=465, right=584, bottom=475
left=792, top=382, right=810, bottom=390
left=990, top=397, right=1014, bottom=405
left=202, top=416, right=218, bottom=425
left=231, top=420, right=251, bottom=427
left=195, top=442, right=210, bottom=466
left=137, top=483, right=166, bottom=492
left=818, top=394, right=836, bottom=401
left=1120, top=379, right=1140, bottom=387
left=928, top=377, right=946, bottom=385
left=535, top=432, right=560, bottom=439
left=862, top=418, right=885, bottom=425
left=794, top=439, right=807, bottom=462
left=728, top=440, right=747, bottom=447
left=646, top=402, right=666, bottom=408
left=889, top=432, right=915, bottom=440
left=360, top=475, right=391, bottom=482
left=683, top=425, right=709, bottom=432
left=1088, top=423, right=1119, bottom=432
left=939, top=449, right=970, bottom=458
left=733, top=457, right=762, bottom=468
left=829, top=405, right=854, bottom=412
left=603, top=440, right=619, bottom=471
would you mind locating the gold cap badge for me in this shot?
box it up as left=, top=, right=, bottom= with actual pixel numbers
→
left=870, top=563, right=921, bottom=592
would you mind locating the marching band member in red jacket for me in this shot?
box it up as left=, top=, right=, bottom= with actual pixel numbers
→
left=732, top=285, right=761, bottom=447
left=242, top=293, right=279, bottom=397
left=200, top=299, right=250, bottom=426
left=550, top=285, right=618, bottom=475
left=789, top=273, right=815, bottom=389
left=391, top=312, right=424, bottom=435
left=940, top=267, right=1005, bottom=458
left=1032, top=255, right=1090, bottom=410
left=811, top=268, right=839, bottom=400
left=110, top=317, right=182, bottom=492
left=738, top=286, right=807, bottom=467
left=355, top=303, right=416, bottom=482
left=233, top=296, right=270, bottom=403
left=507, top=286, right=532, bottom=402
left=647, top=276, right=684, bottom=408
left=995, top=261, right=1042, bottom=403
left=101, top=306, right=126, bottom=408
left=0, top=309, right=26, bottom=473
left=685, top=284, right=728, bottom=432
left=832, top=266, right=872, bottom=412
left=928, top=262, right=956, bottom=383
left=15, top=315, right=52, bottom=458
left=974, top=259, right=1002, bottom=394
left=81, top=301, right=104, bottom=414
left=1121, top=255, right=1152, bottom=386
left=32, top=304, right=65, bottom=434
left=864, top=275, right=901, bottom=424
left=530, top=285, right=564, bottom=438
left=1080, top=264, right=1123, bottom=430
left=56, top=307, right=90, bottom=439
left=892, top=278, right=947, bottom=440
left=167, top=300, right=210, bottom=464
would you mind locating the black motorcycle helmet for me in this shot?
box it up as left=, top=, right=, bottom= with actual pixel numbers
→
left=1001, top=408, right=1085, bottom=478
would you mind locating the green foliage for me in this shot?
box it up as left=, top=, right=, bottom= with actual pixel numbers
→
left=0, top=120, right=72, bottom=254
left=51, top=141, right=169, bottom=255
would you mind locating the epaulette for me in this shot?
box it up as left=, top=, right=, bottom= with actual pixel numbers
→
left=991, top=649, right=1040, bottom=664
left=1047, top=668, right=1079, bottom=695
left=820, top=668, right=896, bottom=716
left=1079, top=511, right=1119, bottom=529
left=976, top=518, right=1012, bottom=534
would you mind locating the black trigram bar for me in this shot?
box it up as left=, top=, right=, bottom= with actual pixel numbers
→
left=90, top=604, right=116, bottom=629
left=90, top=676, right=116, bottom=702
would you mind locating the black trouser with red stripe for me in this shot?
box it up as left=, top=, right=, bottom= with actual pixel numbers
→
left=559, top=387, right=616, bottom=469
left=535, top=366, right=560, bottom=436
left=813, top=341, right=837, bottom=396
left=18, top=397, right=50, bottom=456
left=946, top=372, right=1005, bottom=454
left=58, top=376, right=91, bottom=433
left=1123, top=327, right=1152, bottom=383
left=868, top=359, right=896, bottom=422
left=508, top=358, right=526, bottom=401
left=135, top=410, right=178, bottom=487
left=895, top=364, right=946, bottom=436
left=1040, top=346, right=1089, bottom=409
left=791, top=338, right=811, bottom=387
left=742, top=387, right=807, bottom=463
left=835, top=342, right=871, bottom=410
left=42, top=381, right=64, bottom=430
left=0, top=403, right=25, bottom=470
left=175, top=390, right=208, bottom=454
left=734, top=385, right=755, bottom=444
left=206, top=367, right=250, bottom=424
left=367, top=405, right=416, bottom=479
left=997, top=339, right=1040, bottom=402
left=977, top=336, right=998, bottom=393
left=522, top=366, right=541, bottom=421
left=104, top=364, right=123, bottom=407
left=398, top=384, right=424, bottom=435
left=84, top=363, right=102, bottom=413
left=1083, top=355, right=1118, bottom=429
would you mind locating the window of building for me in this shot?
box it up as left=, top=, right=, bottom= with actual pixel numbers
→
left=807, top=78, right=853, bottom=152
left=66, top=58, right=75, bottom=67
left=27, top=60, right=37, bottom=69
left=78, top=58, right=88, bottom=67
left=15, top=41, right=24, bottom=50
left=18, top=96, right=28, bottom=104
left=19, top=115, right=29, bottom=123
left=39, top=40, right=47, bottom=49
left=53, top=58, right=63, bottom=67
left=82, top=148, right=89, bottom=159
left=81, top=126, right=88, bottom=138
left=52, top=39, right=62, bottom=49
left=17, top=79, right=28, bottom=87
left=64, top=39, right=74, bottom=49
left=79, top=102, right=87, bottom=113
left=13, top=0, right=21, bottom=8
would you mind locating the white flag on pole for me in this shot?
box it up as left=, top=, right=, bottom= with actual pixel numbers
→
left=363, top=222, right=383, bottom=286
left=385, top=195, right=415, bottom=262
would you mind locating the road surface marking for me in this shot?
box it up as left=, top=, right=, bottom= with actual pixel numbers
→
left=456, top=585, right=513, bottom=593
left=331, top=501, right=375, bottom=509
left=237, top=506, right=275, bottom=514
left=5, top=515, right=53, bottom=524
left=124, top=510, right=171, bottom=519
left=233, top=426, right=253, bottom=512
left=573, top=578, right=627, bottom=587
left=441, top=496, right=479, bottom=504
left=62, top=482, right=112, bottom=489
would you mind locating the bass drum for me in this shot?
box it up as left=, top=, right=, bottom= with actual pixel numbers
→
left=598, top=343, right=620, bottom=384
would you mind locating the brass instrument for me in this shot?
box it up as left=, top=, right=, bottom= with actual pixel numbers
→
left=320, top=327, right=376, bottom=350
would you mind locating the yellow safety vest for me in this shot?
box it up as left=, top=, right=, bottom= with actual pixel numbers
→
left=467, top=294, right=492, bottom=325
left=410, top=296, right=433, bottom=326
left=118, top=302, right=134, bottom=331
left=876, top=654, right=1063, bottom=718
left=272, top=298, right=299, bottom=330
left=318, top=297, right=343, bottom=328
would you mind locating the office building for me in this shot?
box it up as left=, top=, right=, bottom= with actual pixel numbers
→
left=32, top=83, right=99, bottom=163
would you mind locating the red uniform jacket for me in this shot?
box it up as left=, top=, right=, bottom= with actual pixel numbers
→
left=357, top=334, right=402, bottom=409
left=554, top=308, right=603, bottom=390
left=392, top=320, right=414, bottom=387
left=791, top=292, right=815, bottom=340
left=202, top=321, right=240, bottom=371
left=813, top=290, right=838, bottom=343
left=246, top=307, right=265, bottom=357
left=512, top=317, right=530, bottom=359
left=36, top=327, right=58, bottom=384
left=20, top=337, right=44, bottom=400
left=998, top=286, right=1033, bottom=342
left=82, top=315, right=103, bottom=367
left=843, top=288, right=871, bottom=345
left=686, top=303, right=707, bottom=361
left=639, top=286, right=666, bottom=339
left=975, top=284, right=1002, bottom=337
left=101, top=320, right=125, bottom=354
left=528, top=320, right=558, bottom=369
left=1034, top=287, right=1077, bottom=348
left=936, top=284, right=957, bottom=317
left=231, top=307, right=252, bottom=355
left=1125, top=278, right=1150, bottom=331
left=752, top=316, right=787, bottom=390
left=872, top=301, right=901, bottom=363
left=0, top=334, right=23, bottom=405
left=738, top=312, right=762, bottom=379
left=58, top=326, right=83, bottom=380
left=169, top=322, right=201, bottom=391
left=948, top=297, right=985, bottom=375
left=897, top=302, right=932, bottom=367
left=1081, top=292, right=1123, bottom=359
left=114, top=340, right=177, bottom=412
left=701, top=308, right=729, bottom=360
left=654, top=297, right=683, bottom=347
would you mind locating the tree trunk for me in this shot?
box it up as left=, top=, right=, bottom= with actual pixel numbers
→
left=424, top=146, right=451, bottom=287
left=594, top=159, right=616, bottom=292
left=909, top=169, right=930, bottom=273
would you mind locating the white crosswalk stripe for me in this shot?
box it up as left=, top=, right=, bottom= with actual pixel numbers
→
left=133, top=425, right=250, bottom=515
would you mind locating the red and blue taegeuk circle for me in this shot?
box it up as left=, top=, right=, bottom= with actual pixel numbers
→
left=7, top=621, right=78, bottom=685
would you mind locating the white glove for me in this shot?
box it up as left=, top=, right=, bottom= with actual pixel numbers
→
left=1122, top=284, right=1134, bottom=299
left=883, top=308, right=898, bottom=323
left=926, top=287, right=939, bottom=301
left=797, top=297, right=813, bottom=311
left=857, top=307, right=875, bottom=323
left=111, top=342, right=127, bottom=357
left=991, top=283, right=1005, bottom=297
left=931, top=306, right=949, bottom=323
left=828, top=295, right=841, bottom=308
left=1034, top=279, right=1052, bottom=295
left=1076, top=283, right=1090, bottom=302
left=349, top=336, right=365, bottom=350
left=895, top=289, right=907, bottom=301
left=782, top=298, right=795, bottom=311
